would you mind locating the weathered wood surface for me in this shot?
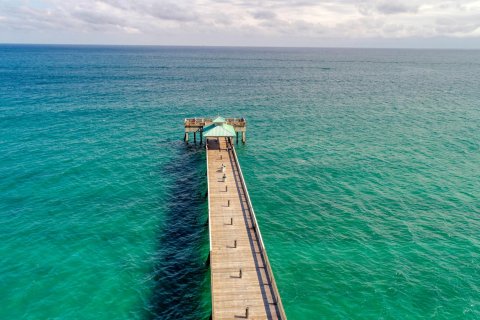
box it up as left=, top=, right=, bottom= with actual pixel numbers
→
left=207, top=137, right=285, bottom=320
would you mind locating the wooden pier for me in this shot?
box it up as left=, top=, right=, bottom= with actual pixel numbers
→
left=206, top=137, right=286, bottom=319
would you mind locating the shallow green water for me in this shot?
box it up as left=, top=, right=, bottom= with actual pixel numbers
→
left=1, top=45, right=479, bottom=319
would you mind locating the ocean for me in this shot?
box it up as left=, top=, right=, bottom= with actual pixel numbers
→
left=0, top=45, right=479, bottom=319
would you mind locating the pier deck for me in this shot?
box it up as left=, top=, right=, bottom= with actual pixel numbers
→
left=207, top=137, right=286, bottom=320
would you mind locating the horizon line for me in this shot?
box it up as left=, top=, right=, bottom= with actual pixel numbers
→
left=1, top=42, right=480, bottom=51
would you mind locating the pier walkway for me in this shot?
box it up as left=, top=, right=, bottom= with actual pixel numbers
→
left=206, top=137, right=286, bottom=320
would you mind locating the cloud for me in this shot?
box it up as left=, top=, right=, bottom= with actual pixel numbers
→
left=435, top=15, right=480, bottom=35
left=134, top=1, right=200, bottom=22
left=375, top=2, right=419, bottom=15
left=0, top=0, right=480, bottom=47
left=251, top=10, right=277, bottom=20
left=72, top=9, right=125, bottom=26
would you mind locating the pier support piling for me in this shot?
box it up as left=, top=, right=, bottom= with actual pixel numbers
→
left=205, top=252, right=210, bottom=267
left=242, top=131, right=246, bottom=144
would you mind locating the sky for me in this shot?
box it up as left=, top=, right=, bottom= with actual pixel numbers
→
left=1, top=0, right=480, bottom=48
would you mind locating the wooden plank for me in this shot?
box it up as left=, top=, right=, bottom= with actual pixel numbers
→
left=207, top=137, right=284, bottom=320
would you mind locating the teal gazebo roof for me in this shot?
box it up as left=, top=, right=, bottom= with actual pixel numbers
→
left=213, top=116, right=226, bottom=124
left=203, top=117, right=235, bottom=137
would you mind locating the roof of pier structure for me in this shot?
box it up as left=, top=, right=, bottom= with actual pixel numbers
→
left=203, top=116, right=236, bottom=137
left=213, top=116, right=226, bottom=123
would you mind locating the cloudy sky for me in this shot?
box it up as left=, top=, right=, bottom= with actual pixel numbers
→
left=1, top=0, right=480, bottom=48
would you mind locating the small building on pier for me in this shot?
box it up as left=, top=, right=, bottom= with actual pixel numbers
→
left=184, top=116, right=246, bottom=143
left=203, top=117, right=236, bottom=139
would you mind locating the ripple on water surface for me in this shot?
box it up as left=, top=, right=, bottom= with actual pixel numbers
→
left=0, top=46, right=479, bottom=319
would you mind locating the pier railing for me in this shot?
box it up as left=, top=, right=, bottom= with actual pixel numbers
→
left=205, top=142, right=215, bottom=315
left=228, top=139, right=287, bottom=319
left=184, top=118, right=246, bottom=127
left=205, top=143, right=212, bottom=252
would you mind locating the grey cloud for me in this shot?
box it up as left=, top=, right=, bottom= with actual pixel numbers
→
left=97, top=0, right=199, bottom=22
left=211, top=0, right=325, bottom=9
left=139, top=2, right=199, bottom=22
left=212, top=13, right=234, bottom=26
left=101, top=0, right=200, bottom=22
left=376, top=2, right=419, bottom=15
left=97, top=0, right=132, bottom=11
left=1, top=0, right=480, bottom=47
left=72, top=10, right=125, bottom=26
left=251, top=10, right=277, bottom=20
left=0, top=6, right=78, bottom=31
left=435, top=16, right=480, bottom=34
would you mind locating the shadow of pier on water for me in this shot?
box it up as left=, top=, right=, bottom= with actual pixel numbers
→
left=147, top=142, right=210, bottom=320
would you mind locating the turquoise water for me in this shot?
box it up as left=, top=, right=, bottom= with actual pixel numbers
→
left=1, top=45, right=479, bottom=319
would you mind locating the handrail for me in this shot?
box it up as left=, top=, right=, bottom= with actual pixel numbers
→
left=206, top=141, right=214, bottom=317
left=206, top=143, right=212, bottom=252
left=228, top=140, right=287, bottom=319
left=184, top=117, right=246, bottom=125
